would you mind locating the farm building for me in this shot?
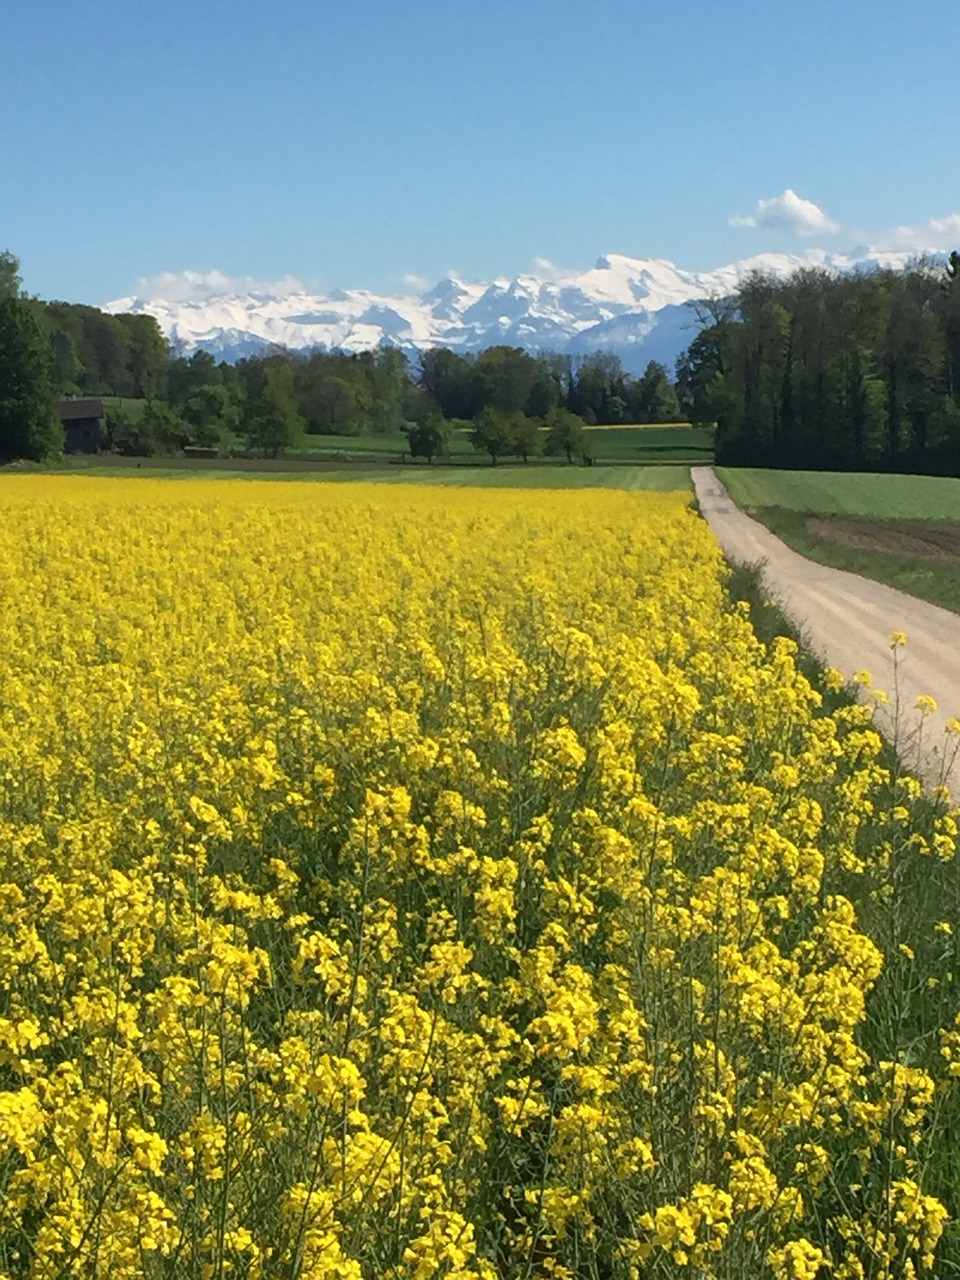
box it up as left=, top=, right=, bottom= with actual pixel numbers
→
left=57, top=398, right=104, bottom=453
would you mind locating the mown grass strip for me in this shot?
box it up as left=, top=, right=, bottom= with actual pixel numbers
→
left=10, top=461, right=694, bottom=490
left=719, top=466, right=960, bottom=521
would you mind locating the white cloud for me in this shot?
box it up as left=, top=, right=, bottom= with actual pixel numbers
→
left=731, top=188, right=840, bottom=237
left=530, top=256, right=576, bottom=280
left=872, top=214, right=960, bottom=253
left=401, top=271, right=430, bottom=290
left=133, top=269, right=306, bottom=302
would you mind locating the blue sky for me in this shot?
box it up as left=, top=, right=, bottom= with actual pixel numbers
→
left=3, top=0, right=959, bottom=304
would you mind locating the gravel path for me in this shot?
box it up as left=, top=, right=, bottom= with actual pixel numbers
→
left=691, top=466, right=960, bottom=793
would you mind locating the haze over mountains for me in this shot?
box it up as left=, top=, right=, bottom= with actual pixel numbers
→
left=105, top=247, right=923, bottom=373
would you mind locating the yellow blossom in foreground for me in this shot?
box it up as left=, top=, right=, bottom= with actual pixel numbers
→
left=0, top=476, right=955, bottom=1278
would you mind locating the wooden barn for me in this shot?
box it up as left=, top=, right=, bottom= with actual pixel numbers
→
left=57, top=398, right=104, bottom=453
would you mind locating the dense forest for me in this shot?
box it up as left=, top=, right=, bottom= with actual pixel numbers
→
left=680, top=253, right=960, bottom=473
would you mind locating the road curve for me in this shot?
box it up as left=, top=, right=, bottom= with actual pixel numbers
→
left=691, top=466, right=960, bottom=793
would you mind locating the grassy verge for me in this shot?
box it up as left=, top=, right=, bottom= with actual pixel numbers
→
left=719, top=467, right=960, bottom=613
left=737, top=503, right=960, bottom=613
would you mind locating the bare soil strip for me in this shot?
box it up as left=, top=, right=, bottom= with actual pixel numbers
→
left=692, top=466, right=960, bottom=793
left=805, top=516, right=960, bottom=562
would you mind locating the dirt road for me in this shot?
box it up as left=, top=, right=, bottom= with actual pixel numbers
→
left=691, top=466, right=960, bottom=792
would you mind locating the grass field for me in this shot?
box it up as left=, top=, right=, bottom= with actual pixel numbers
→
left=584, top=419, right=699, bottom=429
left=288, top=423, right=714, bottom=465
left=7, top=457, right=693, bottom=491
left=295, top=429, right=474, bottom=458
left=63, top=417, right=712, bottom=467
left=584, top=423, right=715, bottom=462
left=720, top=467, right=960, bottom=612
left=719, top=466, right=960, bottom=520
left=350, top=463, right=693, bottom=489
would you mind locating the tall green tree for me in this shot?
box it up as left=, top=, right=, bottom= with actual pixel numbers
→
left=42, top=303, right=88, bottom=393
left=473, top=346, right=541, bottom=415
left=0, top=250, right=22, bottom=298
left=115, top=314, right=168, bottom=398
left=0, top=290, right=62, bottom=460
left=312, top=376, right=362, bottom=434
left=366, top=347, right=410, bottom=433
left=136, top=401, right=190, bottom=455
left=245, top=363, right=304, bottom=457
left=629, top=360, right=682, bottom=422
left=418, top=348, right=479, bottom=419
left=73, top=305, right=130, bottom=394
left=567, top=353, right=629, bottom=424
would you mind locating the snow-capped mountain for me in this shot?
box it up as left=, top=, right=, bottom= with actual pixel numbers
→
left=104, top=248, right=923, bottom=374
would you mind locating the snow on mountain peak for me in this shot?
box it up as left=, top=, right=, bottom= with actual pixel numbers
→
left=103, top=247, right=932, bottom=374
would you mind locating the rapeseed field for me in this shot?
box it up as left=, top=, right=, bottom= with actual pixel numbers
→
left=1, top=476, right=959, bottom=1279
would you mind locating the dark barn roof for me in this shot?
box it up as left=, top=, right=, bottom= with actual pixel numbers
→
left=57, top=398, right=104, bottom=422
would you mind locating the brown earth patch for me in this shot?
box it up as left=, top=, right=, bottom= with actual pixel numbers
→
left=805, top=516, right=960, bottom=562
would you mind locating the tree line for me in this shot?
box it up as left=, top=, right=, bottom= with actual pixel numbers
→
left=679, top=253, right=960, bottom=473
left=0, top=248, right=685, bottom=463
left=7, top=244, right=960, bottom=471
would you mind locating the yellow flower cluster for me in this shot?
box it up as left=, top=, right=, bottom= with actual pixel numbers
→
left=0, top=475, right=957, bottom=1279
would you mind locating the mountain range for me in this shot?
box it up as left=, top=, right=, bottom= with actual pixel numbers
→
left=105, top=247, right=922, bottom=374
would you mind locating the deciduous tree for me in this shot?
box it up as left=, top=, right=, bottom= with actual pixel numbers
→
left=508, top=413, right=541, bottom=463
left=470, top=406, right=513, bottom=465
left=403, top=413, right=450, bottom=462
left=544, top=407, right=587, bottom=463
left=0, top=291, right=62, bottom=460
left=0, top=249, right=22, bottom=298
left=245, top=363, right=304, bottom=457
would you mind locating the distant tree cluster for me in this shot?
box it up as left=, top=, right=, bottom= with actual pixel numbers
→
left=679, top=255, right=960, bottom=473
left=153, top=344, right=679, bottom=463
left=411, top=345, right=680, bottom=463
left=417, top=345, right=681, bottom=428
